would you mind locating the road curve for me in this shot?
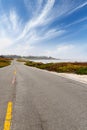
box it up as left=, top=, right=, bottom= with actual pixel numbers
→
left=0, top=61, right=87, bottom=130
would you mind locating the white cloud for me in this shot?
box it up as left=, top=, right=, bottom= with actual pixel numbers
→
left=41, top=43, right=87, bottom=60
left=9, top=10, right=19, bottom=31
left=0, top=37, right=12, bottom=50
left=18, top=0, right=56, bottom=39
left=43, top=44, right=74, bottom=58
left=66, top=17, right=87, bottom=28
left=57, top=44, right=74, bottom=52
left=1, top=43, right=35, bottom=56
left=21, top=28, right=65, bottom=44
left=68, top=1, right=87, bottom=15
left=18, top=0, right=87, bottom=43
left=0, top=10, right=23, bottom=51
left=44, top=29, right=65, bottom=39
left=0, top=0, right=87, bottom=58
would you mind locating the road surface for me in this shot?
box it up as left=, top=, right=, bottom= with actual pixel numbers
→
left=0, top=61, right=87, bottom=130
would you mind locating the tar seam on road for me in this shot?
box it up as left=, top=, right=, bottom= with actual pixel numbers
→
left=3, top=102, right=13, bottom=130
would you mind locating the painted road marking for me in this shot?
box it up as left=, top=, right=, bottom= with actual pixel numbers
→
left=3, top=102, right=13, bottom=130
left=12, top=70, right=17, bottom=84
left=14, top=70, right=17, bottom=75
left=12, top=76, right=16, bottom=85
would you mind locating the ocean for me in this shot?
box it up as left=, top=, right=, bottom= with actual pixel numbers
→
left=30, top=59, right=87, bottom=63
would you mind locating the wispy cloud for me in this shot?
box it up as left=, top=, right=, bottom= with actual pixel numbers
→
left=0, top=9, right=22, bottom=52
left=0, top=0, right=87, bottom=58
left=18, top=0, right=56, bottom=39
left=68, top=1, right=87, bottom=15
left=65, top=17, right=87, bottom=28
left=9, top=10, right=19, bottom=32
left=17, top=0, right=87, bottom=43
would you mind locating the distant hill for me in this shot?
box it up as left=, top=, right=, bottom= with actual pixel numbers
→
left=23, top=56, right=57, bottom=60
left=0, top=55, right=58, bottom=60
left=0, top=55, right=22, bottom=59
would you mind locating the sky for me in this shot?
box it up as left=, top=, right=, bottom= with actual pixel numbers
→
left=0, top=0, right=87, bottom=59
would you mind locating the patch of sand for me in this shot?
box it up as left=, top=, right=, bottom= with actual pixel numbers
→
left=51, top=72, right=87, bottom=84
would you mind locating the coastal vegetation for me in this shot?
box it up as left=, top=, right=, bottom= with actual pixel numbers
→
left=17, top=59, right=27, bottom=62
left=25, top=61, right=87, bottom=75
left=0, top=58, right=12, bottom=68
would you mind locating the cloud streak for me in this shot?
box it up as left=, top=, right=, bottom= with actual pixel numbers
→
left=0, top=0, right=87, bottom=58
left=68, top=1, right=87, bottom=15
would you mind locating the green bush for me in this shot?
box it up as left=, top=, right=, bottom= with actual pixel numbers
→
left=76, top=67, right=87, bottom=75
left=25, top=61, right=87, bottom=75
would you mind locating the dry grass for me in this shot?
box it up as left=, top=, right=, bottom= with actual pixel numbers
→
left=0, top=58, right=11, bottom=68
left=25, top=61, right=87, bottom=75
left=17, top=59, right=26, bottom=62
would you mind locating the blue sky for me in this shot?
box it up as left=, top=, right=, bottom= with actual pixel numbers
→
left=0, top=0, right=87, bottom=59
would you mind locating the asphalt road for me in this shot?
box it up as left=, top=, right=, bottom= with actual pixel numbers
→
left=0, top=61, right=87, bottom=130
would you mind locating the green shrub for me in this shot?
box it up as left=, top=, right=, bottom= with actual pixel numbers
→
left=76, top=67, right=87, bottom=75
left=25, top=61, right=87, bottom=75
